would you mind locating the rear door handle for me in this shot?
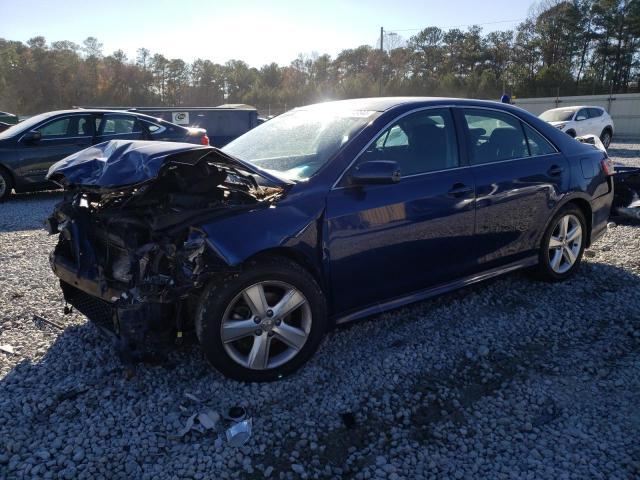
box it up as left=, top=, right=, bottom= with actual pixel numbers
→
left=548, top=165, right=564, bottom=177
left=447, top=183, right=473, bottom=197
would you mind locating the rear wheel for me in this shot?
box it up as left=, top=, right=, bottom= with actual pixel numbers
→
left=535, top=205, right=586, bottom=282
left=0, top=168, right=12, bottom=202
left=600, top=129, right=612, bottom=149
left=195, top=256, right=327, bottom=382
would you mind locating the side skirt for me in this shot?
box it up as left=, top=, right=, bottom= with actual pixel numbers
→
left=332, top=256, right=539, bottom=325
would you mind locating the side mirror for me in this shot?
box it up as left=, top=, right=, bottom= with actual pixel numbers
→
left=22, top=130, right=42, bottom=142
left=349, top=160, right=401, bottom=186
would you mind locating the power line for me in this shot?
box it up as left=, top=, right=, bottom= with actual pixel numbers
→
left=387, top=18, right=527, bottom=33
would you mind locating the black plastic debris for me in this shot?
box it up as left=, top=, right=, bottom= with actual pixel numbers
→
left=227, top=406, right=247, bottom=422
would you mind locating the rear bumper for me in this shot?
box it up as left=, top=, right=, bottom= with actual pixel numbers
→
left=589, top=180, right=614, bottom=246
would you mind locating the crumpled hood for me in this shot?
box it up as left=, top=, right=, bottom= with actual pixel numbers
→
left=46, top=140, right=289, bottom=189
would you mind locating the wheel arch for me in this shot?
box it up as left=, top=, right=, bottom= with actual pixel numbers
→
left=0, top=162, right=15, bottom=186
left=244, top=247, right=326, bottom=294
left=0, top=162, right=16, bottom=198
left=540, top=195, right=593, bottom=248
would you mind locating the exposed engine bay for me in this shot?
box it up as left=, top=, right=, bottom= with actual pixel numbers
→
left=46, top=141, right=286, bottom=361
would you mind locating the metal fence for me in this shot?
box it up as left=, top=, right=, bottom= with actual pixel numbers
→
left=514, top=93, right=640, bottom=139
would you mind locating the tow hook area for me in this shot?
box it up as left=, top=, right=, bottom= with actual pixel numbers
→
left=60, top=281, right=182, bottom=365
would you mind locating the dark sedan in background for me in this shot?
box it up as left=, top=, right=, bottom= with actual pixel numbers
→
left=46, top=97, right=614, bottom=381
left=0, top=109, right=209, bottom=200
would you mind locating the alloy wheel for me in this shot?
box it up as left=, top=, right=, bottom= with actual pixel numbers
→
left=548, top=214, right=583, bottom=274
left=220, top=281, right=312, bottom=370
left=602, top=132, right=611, bottom=149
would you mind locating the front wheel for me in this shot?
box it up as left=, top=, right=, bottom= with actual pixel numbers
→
left=195, top=256, right=327, bottom=382
left=535, top=205, right=586, bottom=282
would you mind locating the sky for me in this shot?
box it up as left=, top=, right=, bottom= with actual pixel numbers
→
left=0, top=0, right=535, bottom=67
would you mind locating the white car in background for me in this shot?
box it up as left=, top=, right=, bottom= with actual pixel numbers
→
left=539, top=106, right=614, bottom=148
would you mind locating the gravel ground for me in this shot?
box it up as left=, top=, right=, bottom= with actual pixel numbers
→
left=1, top=142, right=639, bottom=480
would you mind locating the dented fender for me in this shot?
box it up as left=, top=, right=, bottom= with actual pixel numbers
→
left=198, top=190, right=327, bottom=273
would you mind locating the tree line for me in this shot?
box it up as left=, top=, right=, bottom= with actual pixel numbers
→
left=0, top=0, right=637, bottom=116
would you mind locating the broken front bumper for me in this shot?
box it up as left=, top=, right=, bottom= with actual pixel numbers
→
left=51, top=252, right=176, bottom=353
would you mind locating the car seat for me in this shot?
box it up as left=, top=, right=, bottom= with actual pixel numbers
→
left=481, top=127, right=526, bottom=163
left=405, top=123, right=450, bottom=174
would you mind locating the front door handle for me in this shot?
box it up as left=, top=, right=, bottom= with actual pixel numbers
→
left=447, top=183, right=473, bottom=197
left=548, top=165, right=564, bottom=177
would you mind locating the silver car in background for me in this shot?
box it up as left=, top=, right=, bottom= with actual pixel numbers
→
left=539, top=106, right=614, bottom=148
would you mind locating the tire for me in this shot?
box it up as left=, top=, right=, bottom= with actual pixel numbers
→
left=195, top=256, right=327, bottom=382
left=566, top=130, right=576, bottom=138
left=0, top=167, right=12, bottom=202
left=600, top=129, right=612, bottom=149
left=535, top=205, right=587, bottom=282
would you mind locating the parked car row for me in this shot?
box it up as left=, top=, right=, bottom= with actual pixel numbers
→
left=539, top=105, right=615, bottom=148
left=0, top=109, right=208, bottom=200
left=44, top=97, right=614, bottom=381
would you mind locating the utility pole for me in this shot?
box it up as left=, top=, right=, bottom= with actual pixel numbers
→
left=379, top=27, right=384, bottom=97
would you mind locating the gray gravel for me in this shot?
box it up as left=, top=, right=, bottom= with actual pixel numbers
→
left=609, top=140, right=640, bottom=168
left=1, top=142, right=640, bottom=479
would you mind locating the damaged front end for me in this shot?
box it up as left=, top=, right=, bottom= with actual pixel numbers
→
left=46, top=140, right=288, bottom=361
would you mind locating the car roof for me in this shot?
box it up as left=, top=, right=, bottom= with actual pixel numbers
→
left=39, top=109, right=148, bottom=116
left=30, top=109, right=178, bottom=126
left=296, top=97, right=526, bottom=113
left=544, top=105, right=603, bottom=112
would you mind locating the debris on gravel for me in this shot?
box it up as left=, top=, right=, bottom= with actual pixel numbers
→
left=1, top=143, right=639, bottom=479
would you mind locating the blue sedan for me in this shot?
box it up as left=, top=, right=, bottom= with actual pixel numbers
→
left=46, top=97, right=614, bottom=381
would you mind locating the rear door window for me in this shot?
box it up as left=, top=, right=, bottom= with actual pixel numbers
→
left=97, top=114, right=142, bottom=136
left=463, top=110, right=528, bottom=164
left=522, top=124, right=556, bottom=156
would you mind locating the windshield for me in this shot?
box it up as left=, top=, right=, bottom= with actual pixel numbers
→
left=222, top=108, right=377, bottom=181
left=539, top=109, right=575, bottom=122
left=0, top=112, right=51, bottom=139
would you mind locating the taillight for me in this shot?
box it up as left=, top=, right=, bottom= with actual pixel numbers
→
left=601, top=158, right=614, bottom=176
left=200, top=134, right=210, bottom=145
